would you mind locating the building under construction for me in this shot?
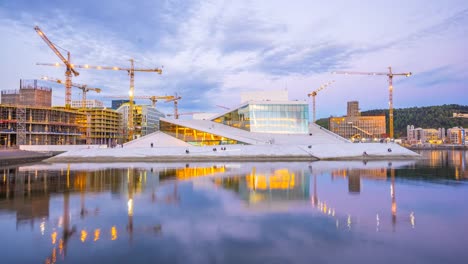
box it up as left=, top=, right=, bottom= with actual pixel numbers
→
left=77, top=108, right=123, bottom=145
left=1, top=79, right=124, bottom=146
left=329, top=101, right=386, bottom=140
left=0, top=105, right=84, bottom=146
left=1, top=80, right=52, bottom=107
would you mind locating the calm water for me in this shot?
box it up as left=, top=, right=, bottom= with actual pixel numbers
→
left=1, top=150, right=467, bottom=264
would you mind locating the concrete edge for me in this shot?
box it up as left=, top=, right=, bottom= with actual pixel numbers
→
left=45, top=155, right=320, bottom=163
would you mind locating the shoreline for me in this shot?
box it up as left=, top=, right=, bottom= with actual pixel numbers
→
left=0, top=149, right=54, bottom=166
left=44, top=155, right=420, bottom=163
left=408, top=145, right=467, bottom=150
left=44, top=143, right=421, bottom=163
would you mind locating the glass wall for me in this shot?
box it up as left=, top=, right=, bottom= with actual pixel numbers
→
left=212, top=104, right=250, bottom=131
left=160, top=120, right=246, bottom=146
left=213, top=103, right=309, bottom=134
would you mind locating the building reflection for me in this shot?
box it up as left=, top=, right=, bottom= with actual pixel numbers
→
left=423, top=150, right=468, bottom=179
left=213, top=167, right=310, bottom=209
left=4, top=158, right=463, bottom=262
left=0, top=164, right=170, bottom=263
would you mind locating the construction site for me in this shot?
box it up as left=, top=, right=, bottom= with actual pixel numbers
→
left=329, top=101, right=386, bottom=141
left=1, top=25, right=413, bottom=148
left=0, top=80, right=170, bottom=147
left=0, top=26, right=169, bottom=147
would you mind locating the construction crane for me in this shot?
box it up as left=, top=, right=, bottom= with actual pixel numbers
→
left=307, top=81, right=335, bottom=123
left=332, top=67, right=412, bottom=138
left=41, top=76, right=101, bottom=108
left=34, top=26, right=79, bottom=109
left=105, top=95, right=175, bottom=108
left=165, top=94, right=182, bottom=119
left=36, top=59, right=162, bottom=141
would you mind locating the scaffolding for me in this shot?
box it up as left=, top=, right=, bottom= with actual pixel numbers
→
left=77, top=108, right=123, bottom=145
left=0, top=105, right=84, bottom=146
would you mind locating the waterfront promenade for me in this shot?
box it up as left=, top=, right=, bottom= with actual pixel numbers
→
left=44, top=142, right=419, bottom=163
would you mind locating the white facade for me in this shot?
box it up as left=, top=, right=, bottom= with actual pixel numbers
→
left=71, top=100, right=104, bottom=108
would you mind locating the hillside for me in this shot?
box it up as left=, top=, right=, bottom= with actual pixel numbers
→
left=316, top=104, right=468, bottom=138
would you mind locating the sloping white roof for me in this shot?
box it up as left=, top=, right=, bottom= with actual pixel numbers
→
left=125, top=131, right=191, bottom=148
left=158, top=117, right=348, bottom=145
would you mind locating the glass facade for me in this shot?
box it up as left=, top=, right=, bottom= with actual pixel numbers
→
left=160, top=120, right=246, bottom=146
left=213, top=103, right=309, bottom=134
left=329, top=116, right=386, bottom=139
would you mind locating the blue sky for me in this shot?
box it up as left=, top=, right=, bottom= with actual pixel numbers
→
left=1, top=0, right=467, bottom=118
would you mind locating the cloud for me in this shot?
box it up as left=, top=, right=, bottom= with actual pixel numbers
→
left=1, top=0, right=468, bottom=117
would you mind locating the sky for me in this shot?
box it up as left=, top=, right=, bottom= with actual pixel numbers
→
left=0, top=0, right=467, bottom=118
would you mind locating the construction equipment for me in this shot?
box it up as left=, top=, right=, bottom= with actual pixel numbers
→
left=106, top=95, right=175, bottom=108
left=37, top=59, right=162, bottom=141
left=165, top=94, right=182, bottom=119
left=308, top=81, right=335, bottom=123
left=332, top=67, right=412, bottom=138
left=34, top=26, right=79, bottom=108
left=41, top=76, right=101, bottom=108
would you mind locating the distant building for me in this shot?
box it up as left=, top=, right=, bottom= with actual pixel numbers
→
left=329, top=101, right=385, bottom=140
left=447, top=127, right=466, bottom=144
left=453, top=113, right=468, bottom=118
left=407, top=125, right=444, bottom=144
left=111, top=100, right=134, bottom=110
left=117, top=103, right=165, bottom=140
left=1, top=79, right=52, bottom=107
left=347, top=101, right=360, bottom=117
left=71, top=99, right=104, bottom=109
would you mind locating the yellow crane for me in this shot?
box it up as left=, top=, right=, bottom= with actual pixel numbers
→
left=165, top=94, right=182, bottom=119
left=106, top=95, right=175, bottom=108
left=307, top=81, right=335, bottom=123
left=34, top=26, right=79, bottom=109
left=41, top=76, right=102, bottom=109
left=36, top=59, right=162, bottom=141
left=331, top=67, right=412, bottom=138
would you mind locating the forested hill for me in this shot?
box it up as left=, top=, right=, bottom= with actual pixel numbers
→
left=316, top=104, right=468, bottom=138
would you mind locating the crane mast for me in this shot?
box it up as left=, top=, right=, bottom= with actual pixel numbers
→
left=37, top=60, right=162, bottom=141
left=34, top=26, right=79, bottom=109
left=165, top=94, right=182, bottom=119
left=128, top=59, right=135, bottom=141
left=308, top=81, right=334, bottom=123
left=331, top=67, right=411, bottom=138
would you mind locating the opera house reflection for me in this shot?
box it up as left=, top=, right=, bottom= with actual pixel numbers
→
left=0, top=150, right=467, bottom=263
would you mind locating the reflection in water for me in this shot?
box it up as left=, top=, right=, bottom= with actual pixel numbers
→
left=0, top=150, right=467, bottom=263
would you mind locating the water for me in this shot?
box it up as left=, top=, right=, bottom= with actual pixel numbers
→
left=0, top=150, right=467, bottom=264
